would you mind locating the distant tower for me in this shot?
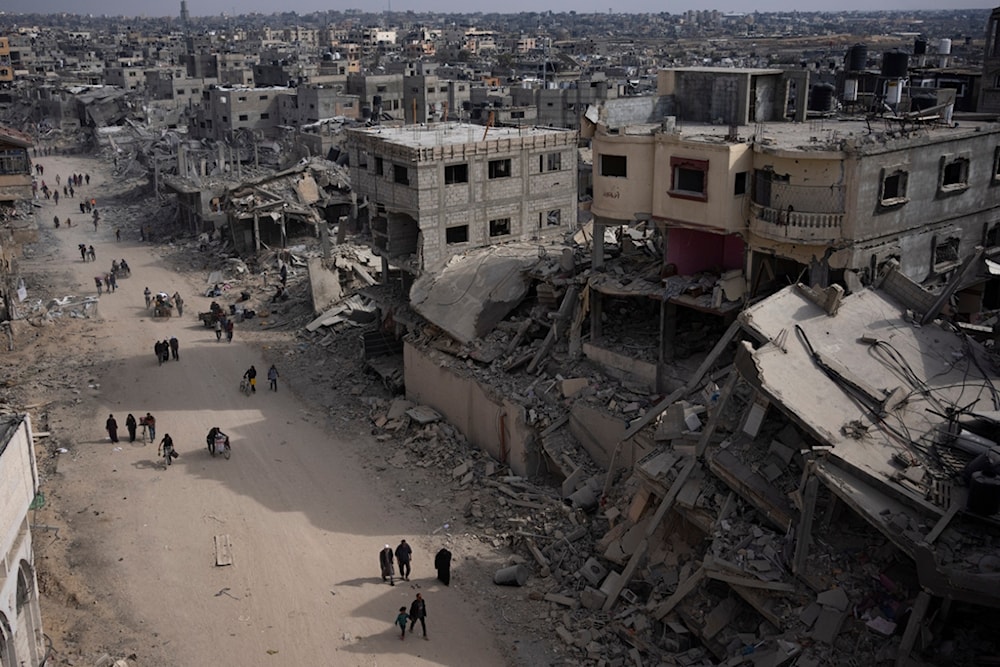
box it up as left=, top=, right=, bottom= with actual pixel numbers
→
left=180, top=0, right=190, bottom=34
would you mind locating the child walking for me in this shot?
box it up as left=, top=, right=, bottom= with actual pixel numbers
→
left=395, top=607, right=409, bottom=640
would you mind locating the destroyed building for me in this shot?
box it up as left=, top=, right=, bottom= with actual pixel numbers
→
left=0, top=414, right=46, bottom=667
left=346, top=122, right=578, bottom=275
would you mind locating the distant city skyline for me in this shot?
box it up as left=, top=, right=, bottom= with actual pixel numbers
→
left=0, top=0, right=996, bottom=19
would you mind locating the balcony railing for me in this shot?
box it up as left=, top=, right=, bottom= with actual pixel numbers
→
left=750, top=202, right=844, bottom=244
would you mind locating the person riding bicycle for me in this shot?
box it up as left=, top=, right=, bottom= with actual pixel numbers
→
left=243, top=365, right=257, bottom=393
left=158, top=434, right=178, bottom=462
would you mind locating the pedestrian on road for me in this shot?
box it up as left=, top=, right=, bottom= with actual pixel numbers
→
left=435, top=548, right=452, bottom=586
left=93, top=217, right=98, bottom=232
left=69, top=184, right=74, bottom=198
left=226, top=318, right=234, bottom=343
left=395, top=607, right=409, bottom=640
left=144, top=287, right=152, bottom=309
left=56, top=174, right=61, bottom=185
left=408, top=593, right=428, bottom=640
left=115, top=228, right=121, bottom=242
left=243, top=365, right=257, bottom=393
left=65, top=217, right=71, bottom=228
left=106, top=414, right=119, bottom=443
left=395, top=539, right=412, bottom=581
left=95, top=276, right=103, bottom=295
left=87, top=245, right=95, bottom=262
left=214, top=317, right=222, bottom=341
left=143, top=413, right=156, bottom=442
left=169, top=336, right=179, bottom=361
left=108, top=272, right=117, bottom=293
left=85, top=173, right=90, bottom=185
left=79, top=244, right=87, bottom=261
left=53, top=215, right=60, bottom=228
left=379, top=544, right=396, bottom=586
left=155, top=340, right=165, bottom=366
left=125, top=413, right=137, bottom=443
left=62, top=186, right=67, bottom=197
left=79, top=201, right=85, bottom=214
left=160, top=339, right=170, bottom=365
left=172, top=292, right=184, bottom=316
left=53, top=190, right=59, bottom=205
left=267, top=364, right=279, bottom=391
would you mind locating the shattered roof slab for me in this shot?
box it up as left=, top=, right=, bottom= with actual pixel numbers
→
left=409, top=243, right=547, bottom=344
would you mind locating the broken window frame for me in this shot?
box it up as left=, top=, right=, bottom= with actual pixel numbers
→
left=489, top=217, right=511, bottom=237
left=488, top=158, right=512, bottom=180
left=540, top=151, right=562, bottom=173
left=937, top=153, right=970, bottom=195
left=0, top=148, right=29, bottom=175
left=669, top=156, right=709, bottom=202
left=544, top=209, right=562, bottom=227
left=734, top=171, right=748, bottom=196
left=878, top=166, right=909, bottom=210
left=932, top=235, right=961, bottom=272
left=375, top=157, right=384, bottom=176
left=444, top=163, right=469, bottom=185
left=600, top=154, right=627, bottom=178
left=393, top=164, right=409, bottom=185
left=446, top=224, right=470, bottom=244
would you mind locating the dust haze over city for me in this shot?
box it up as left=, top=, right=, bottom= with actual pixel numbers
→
left=1, top=2, right=1000, bottom=667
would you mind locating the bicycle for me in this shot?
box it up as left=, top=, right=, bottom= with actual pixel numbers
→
left=158, top=444, right=176, bottom=469
left=239, top=378, right=251, bottom=396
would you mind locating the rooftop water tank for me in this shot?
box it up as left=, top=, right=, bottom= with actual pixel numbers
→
left=846, top=43, right=868, bottom=73
left=914, top=37, right=927, bottom=56
left=808, top=83, right=835, bottom=112
left=938, top=38, right=952, bottom=55
left=881, top=49, right=909, bottom=78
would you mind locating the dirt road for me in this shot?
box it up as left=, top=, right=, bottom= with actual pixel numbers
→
left=24, top=154, right=513, bottom=666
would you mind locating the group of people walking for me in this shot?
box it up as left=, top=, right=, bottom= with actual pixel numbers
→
left=154, top=337, right=180, bottom=365
left=106, top=412, right=156, bottom=444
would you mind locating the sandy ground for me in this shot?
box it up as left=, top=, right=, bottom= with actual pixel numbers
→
left=18, top=154, right=549, bottom=667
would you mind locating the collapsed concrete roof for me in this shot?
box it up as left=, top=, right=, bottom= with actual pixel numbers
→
left=736, top=284, right=1000, bottom=607
left=409, top=243, right=551, bottom=344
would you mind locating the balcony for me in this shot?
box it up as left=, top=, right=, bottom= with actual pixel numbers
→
left=749, top=178, right=845, bottom=245
left=750, top=203, right=844, bottom=244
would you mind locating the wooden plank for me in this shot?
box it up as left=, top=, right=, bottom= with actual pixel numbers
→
left=896, top=591, right=931, bottom=667
left=214, top=534, right=233, bottom=566
left=793, top=475, right=820, bottom=575
left=650, top=565, right=706, bottom=619
left=705, top=571, right=796, bottom=593
left=924, top=501, right=961, bottom=545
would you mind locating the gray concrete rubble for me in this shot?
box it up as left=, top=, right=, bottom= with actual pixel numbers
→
left=354, top=273, right=1000, bottom=665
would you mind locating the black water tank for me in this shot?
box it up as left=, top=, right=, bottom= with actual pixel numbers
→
left=846, top=43, right=868, bottom=72
left=914, top=37, right=927, bottom=56
left=968, top=471, right=1000, bottom=516
left=881, top=49, right=909, bottom=78
left=808, top=83, right=835, bottom=112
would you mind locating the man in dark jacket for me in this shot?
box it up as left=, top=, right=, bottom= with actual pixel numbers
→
left=379, top=544, right=395, bottom=586
left=395, top=540, right=412, bottom=581
left=408, top=593, right=427, bottom=640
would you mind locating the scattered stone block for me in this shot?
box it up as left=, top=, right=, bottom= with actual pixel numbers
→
left=579, top=557, right=608, bottom=587
left=545, top=592, right=579, bottom=608
left=580, top=586, right=607, bottom=610
left=452, top=461, right=470, bottom=479
left=561, top=378, right=589, bottom=398
left=816, top=587, right=849, bottom=612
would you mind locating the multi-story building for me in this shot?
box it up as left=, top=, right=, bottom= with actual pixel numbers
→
left=0, top=414, right=45, bottom=666
left=347, top=122, right=578, bottom=273
left=981, top=6, right=1000, bottom=114
left=188, top=86, right=291, bottom=140
left=589, top=66, right=1000, bottom=364
left=104, top=65, right=144, bottom=91
left=0, top=126, right=32, bottom=206
left=347, top=73, right=405, bottom=121
left=403, top=74, right=471, bottom=124
left=0, top=37, right=13, bottom=84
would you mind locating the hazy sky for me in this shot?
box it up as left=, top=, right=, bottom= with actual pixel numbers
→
left=3, top=0, right=996, bottom=17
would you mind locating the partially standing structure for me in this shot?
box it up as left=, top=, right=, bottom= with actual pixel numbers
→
left=347, top=122, right=578, bottom=277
